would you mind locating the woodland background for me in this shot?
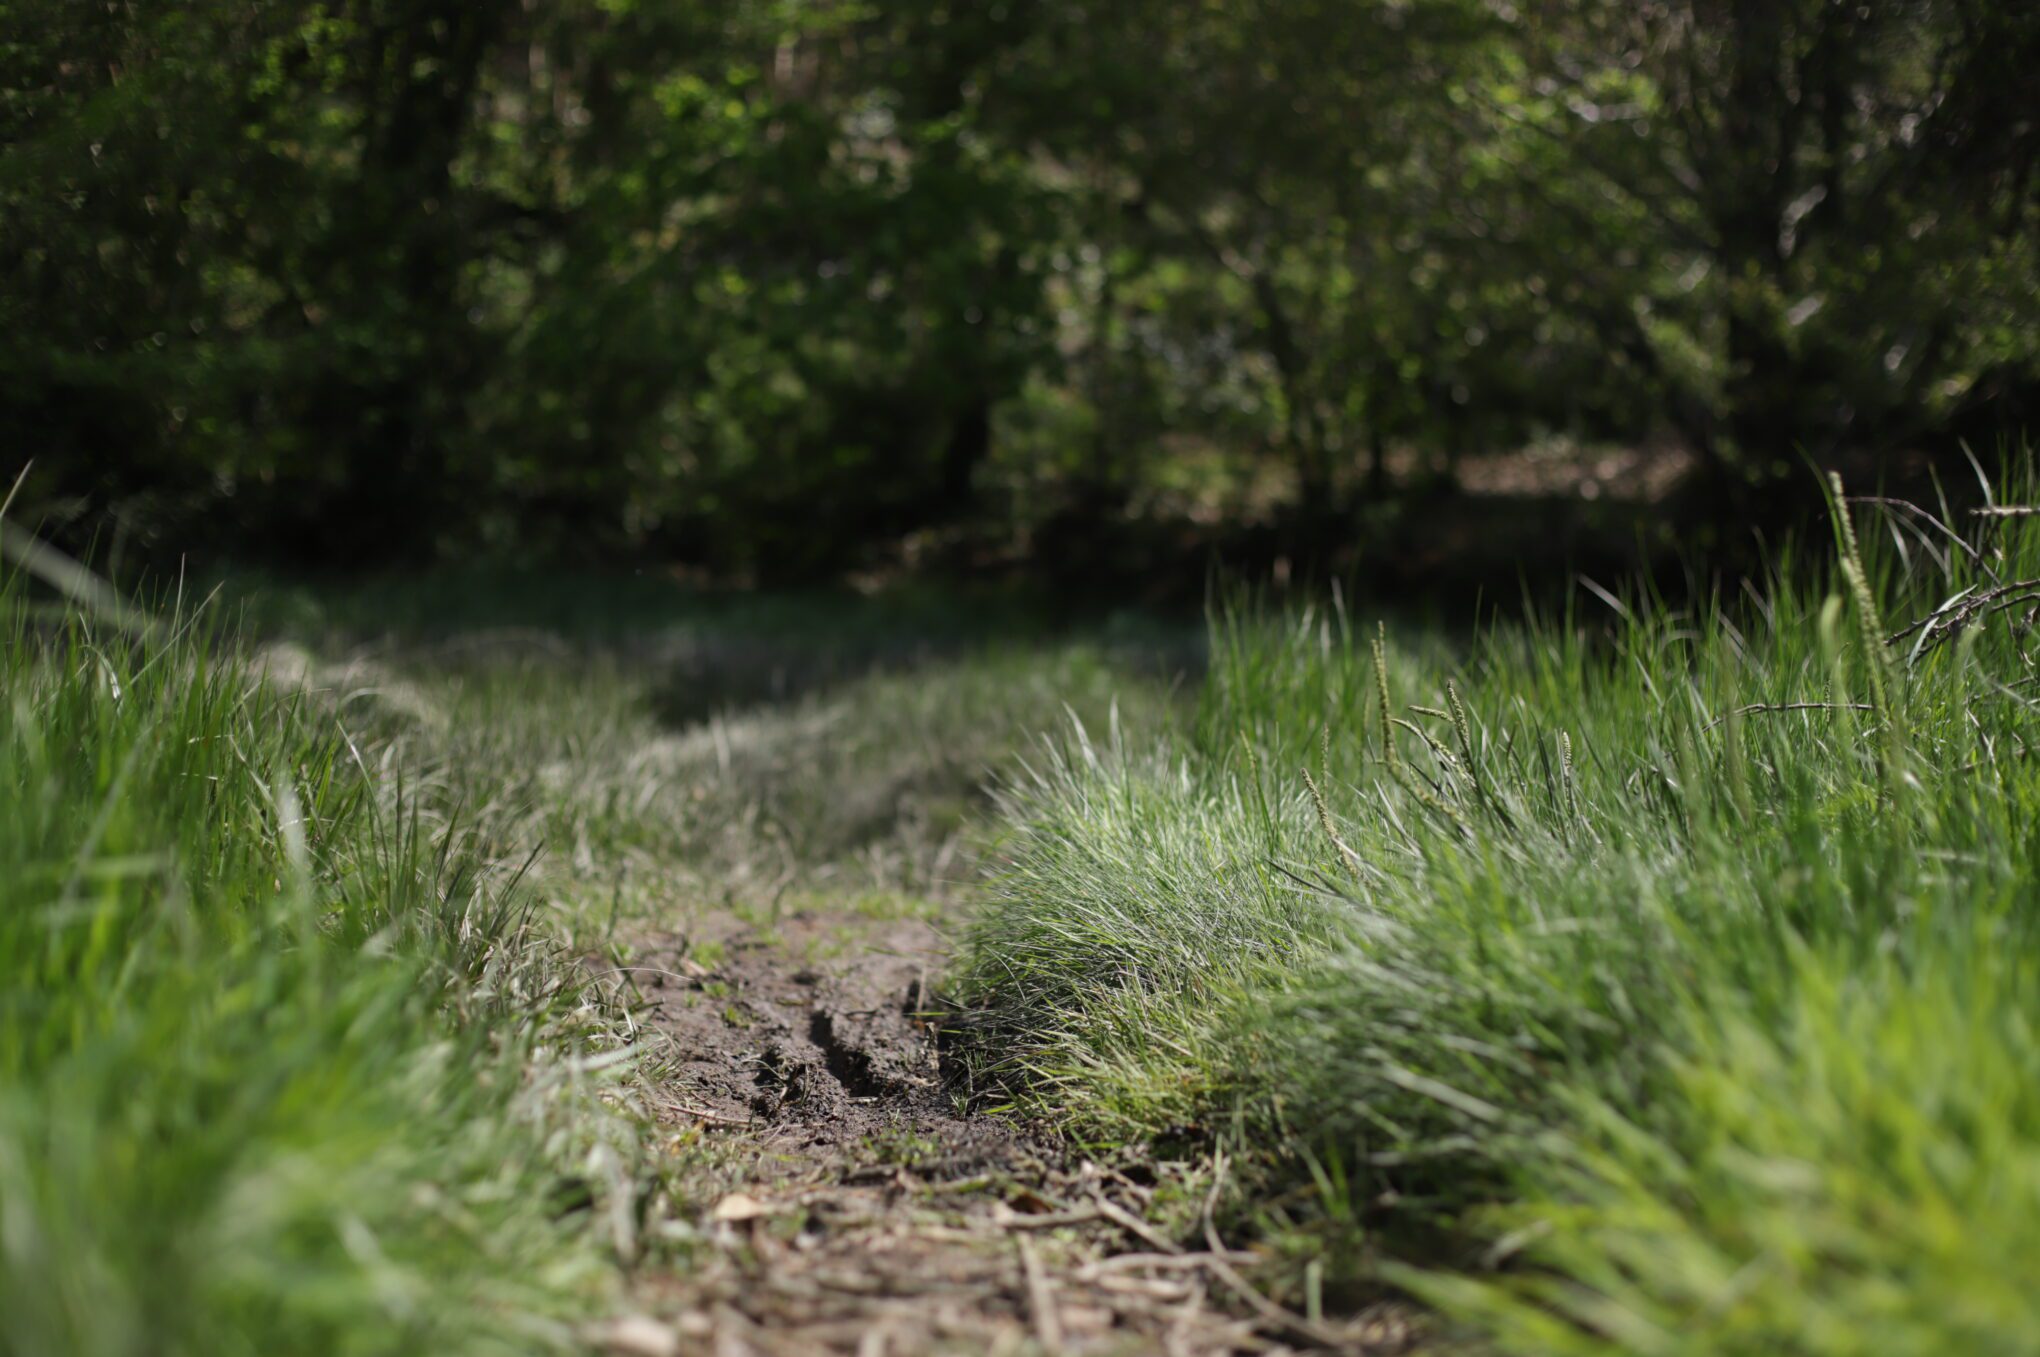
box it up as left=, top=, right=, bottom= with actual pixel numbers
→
left=6, top=0, right=2036, bottom=589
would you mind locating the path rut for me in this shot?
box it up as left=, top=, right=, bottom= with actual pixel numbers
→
left=599, top=907, right=1418, bottom=1357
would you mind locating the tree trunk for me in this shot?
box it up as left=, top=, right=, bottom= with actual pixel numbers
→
left=937, top=396, right=992, bottom=518
left=323, top=0, right=512, bottom=558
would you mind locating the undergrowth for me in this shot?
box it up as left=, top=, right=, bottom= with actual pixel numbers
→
left=955, top=463, right=2040, bottom=1354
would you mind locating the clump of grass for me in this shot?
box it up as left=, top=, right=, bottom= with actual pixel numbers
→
left=0, top=567, right=635, bottom=1356
left=953, top=728, right=1348, bottom=1135
left=954, top=461, right=2040, bottom=1350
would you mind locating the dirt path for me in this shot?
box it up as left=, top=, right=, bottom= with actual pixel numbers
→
left=600, top=906, right=1418, bottom=1357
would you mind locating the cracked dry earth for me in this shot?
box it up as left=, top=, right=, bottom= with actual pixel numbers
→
left=598, top=907, right=1420, bottom=1357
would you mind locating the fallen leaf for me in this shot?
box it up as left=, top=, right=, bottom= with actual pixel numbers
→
left=1005, top=1186, right=1059, bottom=1215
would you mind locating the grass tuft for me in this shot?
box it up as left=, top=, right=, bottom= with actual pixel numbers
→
left=954, top=460, right=2040, bottom=1351
left=0, top=566, right=634, bottom=1356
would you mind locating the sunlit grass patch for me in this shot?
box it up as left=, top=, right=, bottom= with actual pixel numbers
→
left=954, top=463, right=2040, bottom=1351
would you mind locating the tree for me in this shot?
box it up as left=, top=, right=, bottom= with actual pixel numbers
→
left=968, top=0, right=1510, bottom=514
left=1499, top=0, right=2040, bottom=504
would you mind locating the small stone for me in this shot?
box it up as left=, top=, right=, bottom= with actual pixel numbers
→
left=595, top=1315, right=679, bottom=1357
left=711, top=1191, right=772, bottom=1222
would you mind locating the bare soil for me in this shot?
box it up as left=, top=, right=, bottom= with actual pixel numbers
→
left=600, top=905, right=1420, bottom=1356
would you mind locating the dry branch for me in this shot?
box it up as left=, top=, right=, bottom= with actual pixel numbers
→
left=1703, top=701, right=1876, bottom=733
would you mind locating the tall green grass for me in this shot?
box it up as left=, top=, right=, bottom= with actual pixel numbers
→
left=0, top=576, right=632, bottom=1356
left=956, top=469, right=2040, bottom=1352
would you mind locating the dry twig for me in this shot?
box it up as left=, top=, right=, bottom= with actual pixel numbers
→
left=1016, top=1235, right=1063, bottom=1350
left=1199, top=1153, right=1349, bottom=1350
left=1703, top=701, right=1875, bottom=733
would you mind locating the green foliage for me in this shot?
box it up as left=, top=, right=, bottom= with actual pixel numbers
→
left=954, top=460, right=2040, bottom=1351
left=5, top=1, right=2032, bottom=566
left=3, top=0, right=1062, bottom=568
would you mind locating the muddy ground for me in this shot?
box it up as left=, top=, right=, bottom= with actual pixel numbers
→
left=594, top=905, right=1419, bottom=1356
